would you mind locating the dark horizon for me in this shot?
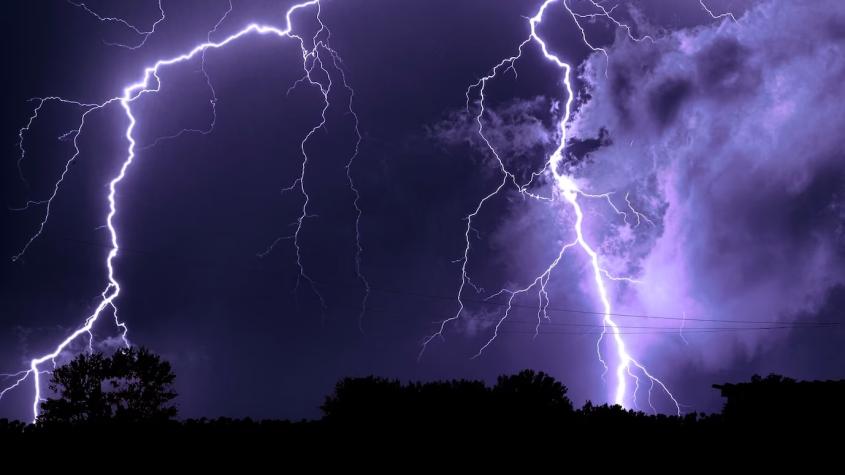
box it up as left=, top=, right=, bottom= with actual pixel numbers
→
left=7, top=360, right=844, bottom=462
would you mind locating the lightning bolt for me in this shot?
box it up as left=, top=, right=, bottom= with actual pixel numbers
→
left=264, top=1, right=370, bottom=322
left=141, top=0, right=233, bottom=151
left=576, top=1, right=654, bottom=44
left=3, top=0, right=368, bottom=422
left=69, top=0, right=166, bottom=50
left=563, top=0, right=655, bottom=77
left=325, top=45, right=370, bottom=332
left=12, top=98, right=102, bottom=258
left=421, top=0, right=680, bottom=414
left=679, top=311, right=690, bottom=346
left=585, top=190, right=655, bottom=229
left=699, top=0, right=738, bottom=23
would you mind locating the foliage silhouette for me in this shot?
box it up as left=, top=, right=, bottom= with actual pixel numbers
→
left=38, top=346, right=177, bottom=426
left=1, top=365, right=843, bottom=457
left=713, top=373, right=845, bottom=426
left=321, top=369, right=573, bottom=430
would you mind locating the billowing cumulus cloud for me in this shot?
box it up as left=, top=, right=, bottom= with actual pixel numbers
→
left=569, top=0, right=845, bottom=369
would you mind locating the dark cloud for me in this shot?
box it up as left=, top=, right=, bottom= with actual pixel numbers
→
left=568, top=0, right=845, bottom=376
left=695, top=38, right=760, bottom=97
left=565, top=127, right=611, bottom=164
left=648, top=77, right=693, bottom=126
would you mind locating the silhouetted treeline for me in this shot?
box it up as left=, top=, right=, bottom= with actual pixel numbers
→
left=714, top=374, right=845, bottom=425
left=2, top=349, right=844, bottom=456
left=320, top=370, right=573, bottom=430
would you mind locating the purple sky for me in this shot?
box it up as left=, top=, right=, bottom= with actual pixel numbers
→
left=2, top=0, right=844, bottom=421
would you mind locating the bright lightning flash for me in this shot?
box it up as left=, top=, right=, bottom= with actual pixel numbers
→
left=421, top=0, right=680, bottom=414
left=3, top=0, right=369, bottom=422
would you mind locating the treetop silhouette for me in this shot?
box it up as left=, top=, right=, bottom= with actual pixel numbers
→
left=39, top=346, right=177, bottom=426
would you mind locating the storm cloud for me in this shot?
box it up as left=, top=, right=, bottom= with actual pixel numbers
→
left=569, top=0, right=845, bottom=369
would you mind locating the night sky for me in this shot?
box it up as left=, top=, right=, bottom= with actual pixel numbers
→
left=3, top=0, right=845, bottom=421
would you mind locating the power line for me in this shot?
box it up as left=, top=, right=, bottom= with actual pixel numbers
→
left=10, top=234, right=843, bottom=328
left=496, top=325, right=831, bottom=336
left=364, top=286, right=840, bottom=326
left=462, top=317, right=840, bottom=330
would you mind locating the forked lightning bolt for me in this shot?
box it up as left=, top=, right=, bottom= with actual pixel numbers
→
left=699, top=0, right=738, bottom=22
left=141, top=0, right=233, bottom=151
left=3, top=0, right=369, bottom=422
left=421, top=0, right=679, bottom=414
left=69, top=0, right=166, bottom=50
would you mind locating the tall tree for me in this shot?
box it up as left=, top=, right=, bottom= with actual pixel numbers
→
left=39, top=352, right=111, bottom=425
left=38, top=347, right=177, bottom=426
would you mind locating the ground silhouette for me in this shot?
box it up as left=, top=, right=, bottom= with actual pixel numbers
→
left=1, top=348, right=843, bottom=458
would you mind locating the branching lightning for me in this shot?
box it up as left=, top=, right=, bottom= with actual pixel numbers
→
left=69, top=0, right=166, bottom=50
left=563, top=0, right=655, bottom=77
left=699, top=0, right=738, bottom=23
left=3, top=0, right=368, bottom=421
left=6, top=0, right=731, bottom=421
left=12, top=98, right=102, bottom=259
left=421, top=0, right=680, bottom=414
left=679, top=311, right=690, bottom=346
left=141, top=0, right=233, bottom=151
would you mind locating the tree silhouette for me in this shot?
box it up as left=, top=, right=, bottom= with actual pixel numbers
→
left=320, top=369, right=573, bottom=430
left=2, top=369, right=842, bottom=449
left=492, top=369, right=573, bottom=424
left=38, top=352, right=111, bottom=425
left=38, top=347, right=177, bottom=426
left=108, top=347, right=177, bottom=422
